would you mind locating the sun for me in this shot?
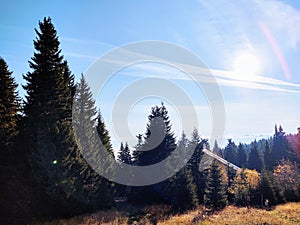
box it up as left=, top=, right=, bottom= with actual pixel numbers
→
left=233, top=51, right=260, bottom=80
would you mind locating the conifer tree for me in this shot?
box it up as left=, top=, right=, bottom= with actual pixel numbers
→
left=166, top=167, right=199, bottom=210
left=187, top=128, right=207, bottom=203
left=164, top=132, right=199, bottom=210
left=22, top=17, right=82, bottom=209
left=187, top=128, right=206, bottom=172
left=132, top=134, right=143, bottom=164
left=96, top=112, right=114, bottom=156
left=236, top=143, right=247, bottom=168
left=264, top=141, right=274, bottom=171
left=134, top=103, right=176, bottom=203
left=137, top=103, right=176, bottom=166
left=247, top=141, right=264, bottom=172
left=273, top=125, right=294, bottom=163
left=73, top=74, right=113, bottom=208
left=213, top=140, right=222, bottom=156
left=118, top=142, right=132, bottom=164
left=224, top=139, right=237, bottom=165
left=204, top=161, right=228, bottom=210
left=0, top=57, right=19, bottom=148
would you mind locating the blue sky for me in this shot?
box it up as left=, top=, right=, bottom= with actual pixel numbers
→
left=1, top=0, right=300, bottom=149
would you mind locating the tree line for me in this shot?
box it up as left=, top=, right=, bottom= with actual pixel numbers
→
left=1, top=17, right=300, bottom=225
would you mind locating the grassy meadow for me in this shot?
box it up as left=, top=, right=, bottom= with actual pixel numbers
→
left=35, top=202, right=300, bottom=225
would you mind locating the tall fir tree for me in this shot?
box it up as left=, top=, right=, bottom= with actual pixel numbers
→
left=0, top=57, right=19, bottom=149
left=117, top=142, right=132, bottom=164
left=137, top=102, right=176, bottom=166
left=164, top=131, right=199, bottom=210
left=96, top=112, right=114, bottom=156
left=204, top=161, right=228, bottom=210
left=134, top=103, right=177, bottom=203
left=236, top=143, right=247, bottom=168
left=247, top=141, right=264, bottom=172
left=22, top=17, right=83, bottom=212
left=273, top=125, right=294, bottom=163
left=186, top=128, right=207, bottom=203
left=72, top=74, right=114, bottom=208
left=264, top=140, right=274, bottom=171
left=224, top=139, right=238, bottom=165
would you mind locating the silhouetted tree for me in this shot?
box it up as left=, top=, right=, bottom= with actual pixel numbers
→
left=0, top=57, right=19, bottom=149
left=187, top=128, right=206, bottom=203
left=164, top=131, right=199, bottom=210
left=264, top=141, right=274, bottom=171
left=134, top=103, right=177, bottom=203
left=273, top=125, right=294, bottom=163
left=118, top=142, right=131, bottom=164
left=96, top=112, right=114, bottom=156
left=247, top=141, right=264, bottom=172
left=224, top=139, right=237, bottom=165
left=23, top=17, right=78, bottom=206
left=236, top=143, right=247, bottom=168
left=137, top=103, right=176, bottom=166
left=73, top=74, right=113, bottom=208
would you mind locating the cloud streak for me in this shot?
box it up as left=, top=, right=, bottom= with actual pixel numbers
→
left=110, top=57, right=300, bottom=94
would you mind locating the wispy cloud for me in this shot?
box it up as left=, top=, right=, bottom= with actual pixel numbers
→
left=60, top=36, right=114, bottom=47
left=64, top=51, right=98, bottom=60
left=61, top=37, right=115, bottom=60
left=253, top=0, right=300, bottom=48
left=101, top=51, right=300, bottom=94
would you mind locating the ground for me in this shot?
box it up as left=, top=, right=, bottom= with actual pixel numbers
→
left=34, top=202, right=300, bottom=225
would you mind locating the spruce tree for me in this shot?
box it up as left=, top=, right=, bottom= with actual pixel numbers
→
left=22, top=17, right=81, bottom=210
left=236, top=143, right=247, bottom=168
left=247, top=141, right=264, bottom=172
left=96, top=112, right=114, bottom=156
left=187, top=128, right=203, bottom=169
left=164, top=132, right=199, bottom=210
left=165, top=167, right=199, bottom=210
left=118, top=142, right=132, bottom=164
left=115, top=142, right=132, bottom=198
left=132, top=134, right=143, bottom=164
left=204, top=161, right=228, bottom=210
left=73, top=74, right=113, bottom=208
left=224, top=139, right=237, bottom=165
left=137, top=102, right=176, bottom=166
left=135, top=103, right=176, bottom=203
left=0, top=57, right=19, bottom=148
left=273, top=125, right=294, bottom=163
left=187, top=128, right=207, bottom=203
left=264, top=141, right=274, bottom=171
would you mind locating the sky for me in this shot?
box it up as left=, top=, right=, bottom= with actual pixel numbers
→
left=1, top=0, right=300, bottom=149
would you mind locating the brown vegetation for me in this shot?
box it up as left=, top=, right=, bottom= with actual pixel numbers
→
left=34, top=202, right=300, bottom=225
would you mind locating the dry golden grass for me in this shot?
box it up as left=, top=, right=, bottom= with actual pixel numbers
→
left=159, top=202, right=300, bottom=225
left=35, top=202, right=300, bottom=225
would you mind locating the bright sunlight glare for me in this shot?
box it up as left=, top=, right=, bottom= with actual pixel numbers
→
left=233, top=51, right=261, bottom=80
